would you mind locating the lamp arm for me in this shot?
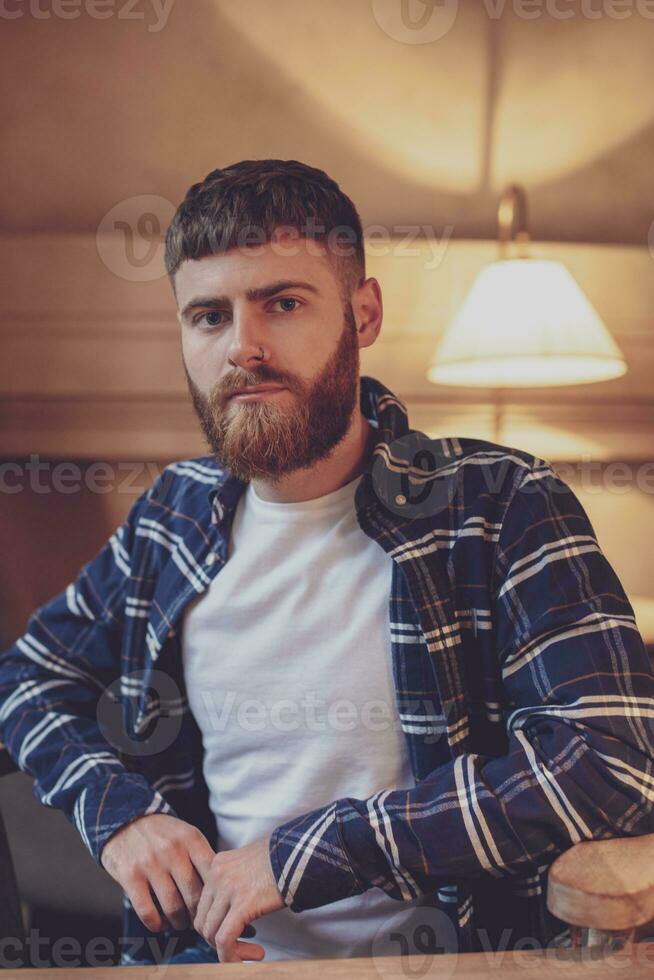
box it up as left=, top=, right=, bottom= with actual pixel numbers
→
left=498, top=184, right=530, bottom=258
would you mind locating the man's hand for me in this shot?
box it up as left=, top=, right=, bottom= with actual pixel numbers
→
left=100, top=813, right=215, bottom=933
left=193, top=835, right=285, bottom=963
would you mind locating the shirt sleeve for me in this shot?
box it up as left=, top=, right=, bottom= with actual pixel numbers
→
left=268, top=463, right=654, bottom=912
left=0, top=470, right=179, bottom=866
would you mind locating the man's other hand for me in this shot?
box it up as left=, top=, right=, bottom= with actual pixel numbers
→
left=100, top=813, right=215, bottom=933
left=193, top=835, right=285, bottom=962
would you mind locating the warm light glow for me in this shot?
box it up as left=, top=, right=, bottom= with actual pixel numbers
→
left=427, top=259, right=627, bottom=388
left=630, top=595, right=654, bottom=646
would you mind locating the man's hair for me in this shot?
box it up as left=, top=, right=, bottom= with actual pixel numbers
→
left=165, top=159, right=365, bottom=303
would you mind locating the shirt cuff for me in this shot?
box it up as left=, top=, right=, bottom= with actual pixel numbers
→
left=70, top=774, right=178, bottom=866
left=268, top=800, right=367, bottom=912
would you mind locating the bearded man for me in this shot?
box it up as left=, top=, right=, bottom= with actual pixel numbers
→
left=1, top=159, right=652, bottom=967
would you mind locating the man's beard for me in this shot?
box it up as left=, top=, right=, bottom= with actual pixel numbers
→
left=185, top=303, right=361, bottom=484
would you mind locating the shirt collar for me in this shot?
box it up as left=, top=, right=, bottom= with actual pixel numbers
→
left=206, top=374, right=411, bottom=526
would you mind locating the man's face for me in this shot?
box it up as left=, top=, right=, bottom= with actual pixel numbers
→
left=174, top=235, right=362, bottom=483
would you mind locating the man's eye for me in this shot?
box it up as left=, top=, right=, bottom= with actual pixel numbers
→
left=197, top=311, right=224, bottom=327
left=272, top=298, right=300, bottom=313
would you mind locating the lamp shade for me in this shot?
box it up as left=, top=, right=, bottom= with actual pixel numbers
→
left=427, top=258, right=627, bottom=387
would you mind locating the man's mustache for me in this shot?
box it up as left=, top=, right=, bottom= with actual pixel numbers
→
left=216, top=373, right=297, bottom=402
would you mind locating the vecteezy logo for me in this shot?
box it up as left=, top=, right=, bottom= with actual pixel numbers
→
left=370, top=432, right=460, bottom=520
left=96, top=669, right=184, bottom=758
left=371, top=906, right=458, bottom=979
left=371, top=0, right=459, bottom=44
left=96, top=194, right=176, bottom=282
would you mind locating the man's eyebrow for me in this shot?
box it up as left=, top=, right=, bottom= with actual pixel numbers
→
left=179, top=280, right=321, bottom=321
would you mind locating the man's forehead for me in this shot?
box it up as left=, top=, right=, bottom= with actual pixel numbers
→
left=173, top=236, right=336, bottom=297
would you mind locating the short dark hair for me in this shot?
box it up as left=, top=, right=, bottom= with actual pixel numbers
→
left=165, top=159, right=366, bottom=303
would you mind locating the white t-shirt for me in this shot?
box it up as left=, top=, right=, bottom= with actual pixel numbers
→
left=181, top=472, right=424, bottom=960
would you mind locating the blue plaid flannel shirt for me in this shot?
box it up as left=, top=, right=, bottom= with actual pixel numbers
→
left=1, top=374, right=653, bottom=965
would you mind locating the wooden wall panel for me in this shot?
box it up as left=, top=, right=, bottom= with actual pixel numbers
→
left=1, top=233, right=653, bottom=460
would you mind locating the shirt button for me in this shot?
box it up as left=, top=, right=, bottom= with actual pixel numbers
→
left=205, top=553, right=217, bottom=567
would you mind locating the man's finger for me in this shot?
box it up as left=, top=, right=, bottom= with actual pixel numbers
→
left=192, top=877, right=216, bottom=934
left=170, top=860, right=205, bottom=921
left=149, top=870, right=191, bottom=931
left=126, top=876, right=168, bottom=933
left=225, top=938, right=266, bottom=963
left=188, top=835, right=216, bottom=883
left=215, top=911, right=265, bottom=963
left=198, top=895, right=229, bottom=949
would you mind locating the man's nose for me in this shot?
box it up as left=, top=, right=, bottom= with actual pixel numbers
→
left=226, top=309, right=267, bottom=369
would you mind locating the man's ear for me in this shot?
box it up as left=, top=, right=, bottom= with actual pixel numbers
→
left=352, top=277, right=383, bottom=349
